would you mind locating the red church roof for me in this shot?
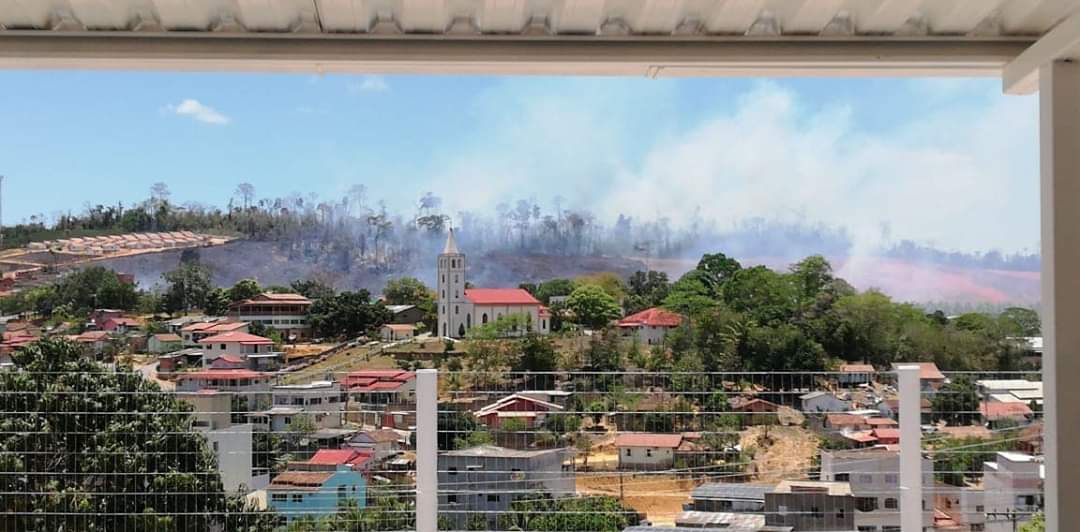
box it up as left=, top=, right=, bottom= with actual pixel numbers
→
left=464, top=288, right=541, bottom=305
left=618, top=307, right=683, bottom=328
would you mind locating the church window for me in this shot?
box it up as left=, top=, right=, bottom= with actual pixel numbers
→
left=458, top=323, right=466, bottom=337
left=454, top=291, right=458, bottom=298
left=441, top=291, right=445, bottom=299
left=454, top=275, right=459, bottom=283
left=442, top=323, right=447, bottom=336
left=542, top=319, right=547, bottom=330
left=455, top=306, right=459, bottom=315
left=466, top=315, right=471, bottom=328
left=482, top=314, right=488, bottom=324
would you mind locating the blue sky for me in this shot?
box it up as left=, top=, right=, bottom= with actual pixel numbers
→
left=0, top=71, right=1038, bottom=253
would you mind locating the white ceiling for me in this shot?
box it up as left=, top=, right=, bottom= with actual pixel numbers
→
left=0, top=0, right=1075, bottom=37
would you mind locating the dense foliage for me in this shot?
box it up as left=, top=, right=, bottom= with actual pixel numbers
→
left=495, top=495, right=641, bottom=531
left=0, top=338, right=278, bottom=531
left=308, top=289, right=391, bottom=340
left=0, top=266, right=140, bottom=318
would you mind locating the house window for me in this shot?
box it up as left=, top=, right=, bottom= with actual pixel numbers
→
left=212, top=442, right=219, bottom=453
left=487, top=494, right=499, bottom=503
left=976, top=505, right=985, bottom=512
left=836, top=508, right=845, bottom=520
left=448, top=494, right=458, bottom=504
left=449, top=467, right=458, bottom=476
left=884, top=474, right=898, bottom=484
left=835, top=473, right=850, bottom=481
left=291, top=494, right=303, bottom=503
left=970, top=525, right=985, bottom=531
left=859, top=474, right=873, bottom=483
left=625, top=449, right=632, bottom=456
left=810, top=506, right=822, bottom=518
left=542, top=319, right=547, bottom=329
left=220, top=344, right=226, bottom=350
left=646, top=448, right=653, bottom=458
left=338, top=486, right=347, bottom=498
left=271, top=494, right=287, bottom=502
left=884, top=498, right=898, bottom=509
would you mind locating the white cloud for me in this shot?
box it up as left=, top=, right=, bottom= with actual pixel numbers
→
left=348, top=75, right=390, bottom=93
left=419, top=78, right=1038, bottom=254
left=166, top=99, right=231, bottom=125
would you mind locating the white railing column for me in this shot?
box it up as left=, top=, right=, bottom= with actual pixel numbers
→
left=1040, top=59, right=1080, bottom=532
left=416, top=368, right=438, bottom=532
left=897, top=365, right=922, bottom=532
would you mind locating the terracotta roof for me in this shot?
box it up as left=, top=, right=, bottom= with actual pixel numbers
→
left=307, top=448, right=373, bottom=467
left=153, top=333, right=182, bottom=342
left=181, top=322, right=219, bottom=333
left=269, top=471, right=334, bottom=490
left=826, top=413, right=868, bottom=427
left=939, top=425, right=993, bottom=439
left=366, top=429, right=404, bottom=443
left=840, top=364, right=875, bottom=373
left=236, top=293, right=312, bottom=306
left=77, top=331, right=111, bottom=341
left=177, top=369, right=264, bottom=380
left=476, top=394, right=563, bottom=417
left=383, top=324, right=416, bottom=331
left=217, top=355, right=245, bottom=363
left=980, top=401, right=1033, bottom=419
left=844, top=431, right=878, bottom=443
left=618, top=307, right=683, bottom=328
left=464, top=288, right=541, bottom=305
left=866, top=417, right=898, bottom=426
left=615, top=433, right=684, bottom=448
left=198, top=332, right=273, bottom=345
left=872, top=428, right=900, bottom=440
left=892, top=362, right=945, bottom=380
left=207, top=321, right=248, bottom=333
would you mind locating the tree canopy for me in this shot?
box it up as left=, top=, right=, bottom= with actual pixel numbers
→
left=308, top=290, right=390, bottom=339
left=566, top=285, right=622, bottom=330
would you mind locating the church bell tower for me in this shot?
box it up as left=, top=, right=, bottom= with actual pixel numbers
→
left=437, top=229, right=467, bottom=338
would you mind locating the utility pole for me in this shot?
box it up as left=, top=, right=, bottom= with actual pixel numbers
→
left=0, top=175, right=5, bottom=250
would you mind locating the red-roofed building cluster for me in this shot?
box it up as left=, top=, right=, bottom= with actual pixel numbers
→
left=617, top=307, right=684, bottom=345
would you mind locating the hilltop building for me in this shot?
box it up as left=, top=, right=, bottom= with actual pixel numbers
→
left=436, top=229, right=550, bottom=339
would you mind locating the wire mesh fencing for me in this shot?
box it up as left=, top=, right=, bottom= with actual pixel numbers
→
left=0, top=343, right=1045, bottom=532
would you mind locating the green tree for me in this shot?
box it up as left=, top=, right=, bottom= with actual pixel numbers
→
left=227, top=278, right=262, bottom=303
left=514, top=334, right=559, bottom=388
left=789, top=255, right=834, bottom=301
left=534, top=278, right=576, bottom=304
left=663, top=269, right=719, bottom=315
left=1019, top=512, right=1045, bottom=532
left=308, top=290, right=391, bottom=339
left=999, top=307, right=1041, bottom=337
left=574, top=272, right=627, bottom=302
left=566, top=285, right=622, bottom=329
left=696, top=252, right=743, bottom=293
left=497, top=494, right=640, bottom=531
left=625, top=270, right=671, bottom=313
left=289, top=278, right=335, bottom=301
left=203, top=287, right=231, bottom=316
left=931, top=376, right=980, bottom=426
left=0, top=338, right=279, bottom=531
left=161, top=261, right=213, bottom=314
left=721, top=265, right=798, bottom=325
left=383, top=277, right=434, bottom=306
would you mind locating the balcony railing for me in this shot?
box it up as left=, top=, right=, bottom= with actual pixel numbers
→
left=0, top=364, right=1044, bottom=531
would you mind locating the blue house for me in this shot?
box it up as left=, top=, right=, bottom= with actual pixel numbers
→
left=268, top=449, right=370, bottom=520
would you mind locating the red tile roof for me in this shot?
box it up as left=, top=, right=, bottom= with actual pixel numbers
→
left=208, top=321, right=248, bottom=333
left=872, top=428, right=900, bottom=440
left=840, top=364, right=875, bottom=373
left=307, top=448, right=374, bottom=467
left=617, top=307, right=683, bottom=328
left=464, top=288, right=541, bottom=305
left=980, top=401, right=1033, bottom=419
left=614, top=433, right=684, bottom=448
left=383, top=324, right=416, bottom=331
left=341, top=370, right=415, bottom=392
left=153, top=333, right=182, bottom=342
left=198, top=332, right=273, bottom=345
left=844, top=431, right=878, bottom=443
left=826, top=414, right=868, bottom=427
left=892, top=362, right=945, bottom=380
left=866, top=417, right=898, bottom=426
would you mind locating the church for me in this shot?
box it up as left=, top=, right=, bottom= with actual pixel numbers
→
left=437, top=229, right=550, bottom=339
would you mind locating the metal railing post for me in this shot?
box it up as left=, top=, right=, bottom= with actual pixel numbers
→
left=897, top=365, right=923, bottom=532
left=416, top=368, right=438, bottom=532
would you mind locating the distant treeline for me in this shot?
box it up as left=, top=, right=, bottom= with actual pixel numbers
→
left=5, top=183, right=1039, bottom=273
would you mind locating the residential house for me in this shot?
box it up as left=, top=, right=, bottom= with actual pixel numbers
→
left=838, top=364, right=875, bottom=387
left=386, top=304, right=427, bottom=326
left=764, top=480, right=856, bottom=531
left=729, top=397, right=781, bottom=426
left=347, top=429, right=406, bottom=462
left=934, top=480, right=986, bottom=531
left=197, top=331, right=280, bottom=370
left=89, top=309, right=124, bottom=328
left=891, top=362, right=947, bottom=391
left=230, top=292, right=313, bottom=342
left=268, top=459, right=368, bottom=520
left=983, top=452, right=1043, bottom=532
left=825, top=413, right=871, bottom=431
left=252, top=380, right=345, bottom=433
left=871, top=428, right=900, bottom=445
left=148, top=333, right=183, bottom=354
left=800, top=391, right=851, bottom=413
left=980, top=402, right=1034, bottom=428
left=175, top=368, right=272, bottom=415
left=72, top=330, right=112, bottom=355
left=177, top=389, right=263, bottom=492
left=617, top=307, right=683, bottom=346
left=977, top=379, right=1043, bottom=409
left=380, top=323, right=416, bottom=342
left=673, top=511, right=768, bottom=529
left=474, top=393, right=564, bottom=429
left=615, top=433, right=683, bottom=470
left=685, top=483, right=770, bottom=513
left=438, top=445, right=573, bottom=527
left=180, top=319, right=249, bottom=347
left=99, top=316, right=142, bottom=334
left=820, top=448, right=936, bottom=531
left=156, top=347, right=205, bottom=374
left=878, top=397, right=933, bottom=424
left=342, top=369, right=416, bottom=406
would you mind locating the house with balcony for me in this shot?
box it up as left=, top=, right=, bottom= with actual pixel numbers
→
left=820, top=448, right=936, bottom=531
left=342, top=370, right=417, bottom=426
left=175, top=368, right=272, bottom=417
left=177, top=389, right=264, bottom=493
left=180, top=319, right=249, bottom=347
left=438, top=445, right=573, bottom=528
left=837, top=364, right=876, bottom=387
left=763, top=480, right=857, bottom=531
left=230, top=292, right=313, bottom=342
left=347, top=429, right=406, bottom=462
left=251, top=380, right=345, bottom=433
left=197, top=331, right=281, bottom=370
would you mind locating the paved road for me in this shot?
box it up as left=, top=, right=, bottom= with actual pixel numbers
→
left=136, top=360, right=174, bottom=391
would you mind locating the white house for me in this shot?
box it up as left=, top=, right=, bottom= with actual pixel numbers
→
left=197, top=331, right=276, bottom=366
left=380, top=323, right=416, bottom=342
left=257, top=381, right=346, bottom=433
left=615, top=433, right=683, bottom=470
left=617, top=307, right=683, bottom=345
left=983, top=452, right=1044, bottom=532
left=230, top=292, right=313, bottom=341
left=800, top=391, right=851, bottom=413
left=436, top=229, right=550, bottom=338
left=177, top=389, right=264, bottom=493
